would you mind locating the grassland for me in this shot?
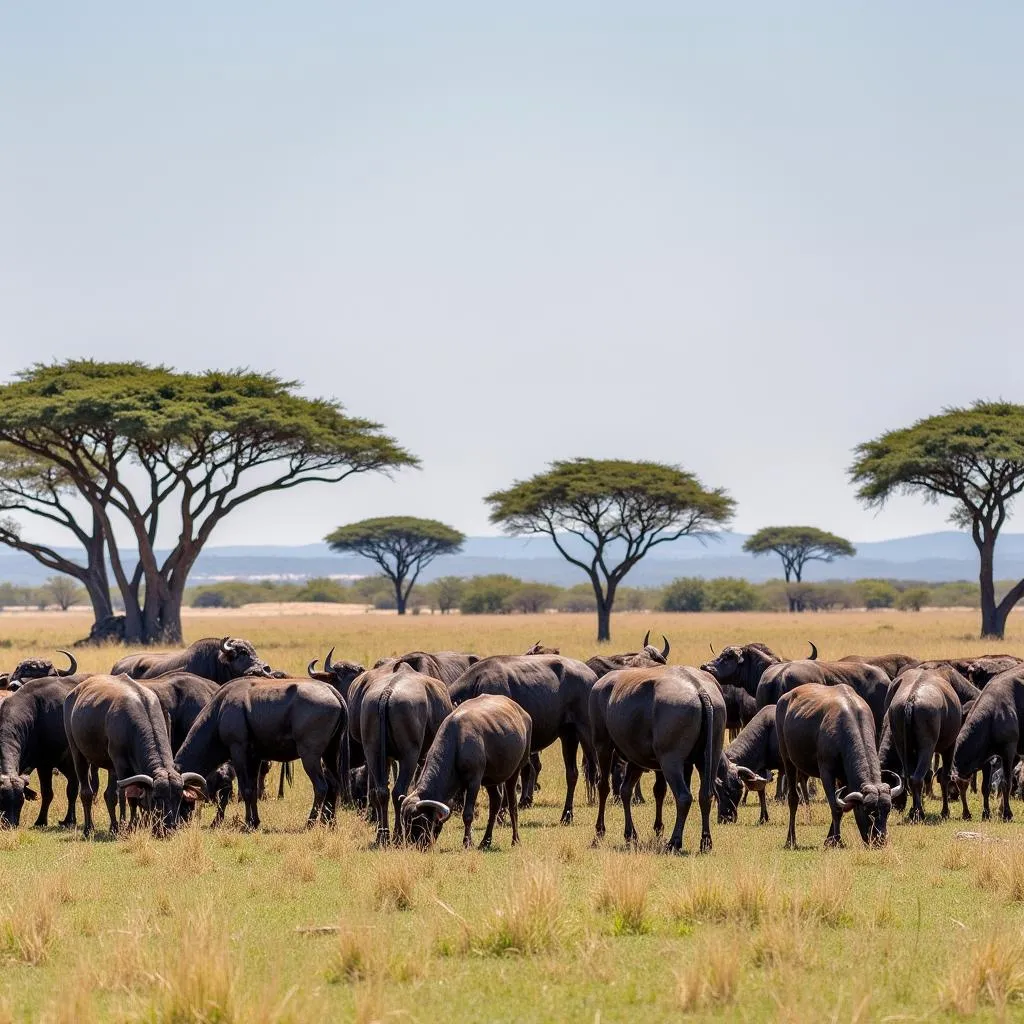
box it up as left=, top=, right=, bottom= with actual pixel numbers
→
left=0, top=609, right=1023, bottom=1022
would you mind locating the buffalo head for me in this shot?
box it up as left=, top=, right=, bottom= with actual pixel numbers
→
left=308, top=648, right=365, bottom=695
left=117, top=768, right=187, bottom=835
left=836, top=771, right=901, bottom=846
left=0, top=773, right=37, bottom=828
left=8, top=650, right=77, bottom=691
left=524, top=642, right=560, bottom=656
left=218, top=637, right=272, bottom=679
left=400, top=796, right=450, bottom=847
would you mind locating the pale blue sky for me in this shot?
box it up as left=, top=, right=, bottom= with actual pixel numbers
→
left=2, top=4, right=1022, bottom=547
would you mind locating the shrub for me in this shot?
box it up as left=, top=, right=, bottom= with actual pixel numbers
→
left=858, top=579, right=897, bottom=609
left=704, top=577, right=760, bottom=612
left=459, top=575, right=522, bottom=614
left=555, top=584, right=597, bottom=613
left=505, top=583, right=560, bottom=614
left=661, top=577, right=706, bottom=612
left=896, top=587, right=931, bottom=611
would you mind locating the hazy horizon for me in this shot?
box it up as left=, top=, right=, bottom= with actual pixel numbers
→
left=3, top=4, right=1022, bottom=550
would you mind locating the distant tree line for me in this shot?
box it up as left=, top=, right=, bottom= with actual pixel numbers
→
left=164, top=574, right=991, bottom=615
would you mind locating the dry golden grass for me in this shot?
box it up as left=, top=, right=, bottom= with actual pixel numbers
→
left=940, top=930, right=1024, bottom=1015
left=594, top=854, right=653, bottom=934
left=676, top=932, right=741, bottom=1012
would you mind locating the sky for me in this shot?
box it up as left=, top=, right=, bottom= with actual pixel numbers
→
left=2, top=4, right=1023, bottom=548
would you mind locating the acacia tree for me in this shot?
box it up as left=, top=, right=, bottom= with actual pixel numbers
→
left=486, top=458, right=734, bottom=642
left=850, top=401, right=1024, bottom=639
left=743, top=526, right=855, bottom=611
left=326, top=516, right=464, bottom=615
left=0, top=361, right=415, bottom=644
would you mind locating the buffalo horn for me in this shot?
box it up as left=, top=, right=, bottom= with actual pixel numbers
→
left=307, top=659, right=319, bottom=679
left=807, top=641, right=818, bottom=661
left=324, top=647, right=336, bottom=673
left=415, top=799, right=451, bottom=822
left=708, top=643, right=717, bottom=656
left=56, top=649, right=78, bottom=677
left=181, top=772, right=208, bottom=795
left=661, top=635, right=670, bottom=660
left=882, top=770, right=904, bottom=799
left=220, top=636, right=235, bottom=655
left=736, top=766, right=767, bottom=784
left=834, top=786, right=863, bottom=811
left=117, top=773, right=155, bottom=790
left=642, top=630, right=651, bottom=649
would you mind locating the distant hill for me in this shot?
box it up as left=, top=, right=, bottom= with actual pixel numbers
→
left=0, top=530, right=1015, bottom=587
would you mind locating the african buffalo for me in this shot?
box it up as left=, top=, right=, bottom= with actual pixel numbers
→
left=951, top=666, right=1024, bottom=822
left=593, top=665, right=726, bottom=853
left=175, top=676, right=348, bottom=830
left=524, top=642, right=560, bottom=655
left=701, top=641, right=815, bottom=695
left=6, top=650, right=78, bottom=691
left=776, top=683, right=900, bottom=848
left=722, top=706, right=784, bottom=824
left=899, top=662, right=980, bottom=709
left=373, top=650, right=479, bottom=686
left=401, top=694, right=532, bottom=849
left=448, top=655, right=597, bottom=825
left=0, top=675, right=86, bottom=828
left=111, top=636, right=272, bottom=682
left=357, top=664, right=453, bottom=844
left=64, top=675, right=190, bottom=837
left=885, top=669, right=962, bottom=821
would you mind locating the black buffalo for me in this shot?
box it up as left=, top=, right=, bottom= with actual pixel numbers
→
left=111, top=637, right=272, bottom=682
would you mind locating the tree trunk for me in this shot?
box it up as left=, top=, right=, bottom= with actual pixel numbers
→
left=394, top=576, right=407, bottom=616
left=154, top=592, right=184, bottom=644
left=593, top=576, right=615, bottom=643
left=978, top=535, right=1001, bottom=638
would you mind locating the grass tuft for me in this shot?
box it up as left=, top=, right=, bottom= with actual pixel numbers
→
left=371, top=851, right=421, bottom=911
left=676, top=934, right=740, bottom=1011
left=940, top=930, right=1024, bottom=1015
left=594, top=855, right=652, bottom=935
left=466, top=860, right=563, bottom=956
left=0, top=892, right=58, bottom=965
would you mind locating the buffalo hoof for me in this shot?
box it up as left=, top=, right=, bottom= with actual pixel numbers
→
left=518, top=798, right=533, bottom=810
left=982, top=810, right=991, bottom=822
left=1002, top=811, right=1014, bottom=823
left=652, top=823, right=664, bottom=837
left=784, top=839, right=797, bottom=850
left=962, top=810, right=972, bottom=822
left=824, top=836, right=844, bottom=849
left=698, top=835, right=712, bottom=854
left=663, top=842, right=683, bottom=855
left=477, top=838, right=492, bottom=851
left=57, top=819, right=75, bottom=830
left=758, top=815, right=769, bottom=826
left=559, top=811, right=573, bottom=826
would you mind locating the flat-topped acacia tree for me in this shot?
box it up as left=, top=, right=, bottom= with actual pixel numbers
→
left=325, top=516, right=464, bottom=614
left=743, top=526, right=855, bottom=611
left=486, top=458, right=734, bottom=642
left=850, top=401, right=1024, bottom=639
left=0, top=360, right=416, bottom=644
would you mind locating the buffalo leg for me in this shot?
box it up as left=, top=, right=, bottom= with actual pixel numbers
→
left=938, top=752, right=952, bottom=819
left=1000, top=747, right=1015, bottom=822
left=558, top=727, right=580, bottom=825
left=103, top=771, right=118, bottom=835
left=981, top=762, right=993, bottom=821
left=652, top=771, right=668, bottom=836
left=909, top=745, right=933, bottom=823
left=775, top=772, right=787, bottom=804
left=71, top=749, right=94, bottom=837
left=479, top=784, right=501, bottom=850
left=593, top=739, right=615, bottom=840
left=821, top=770, right=844, bottom=848
left=505, top=774, right=521, bottom=846
left=300, top=749, right=330, bottom=830
left=33, top=769, right=53, bottom=828
left=58, top=767, right=78, bottom=828
left=232, top=746, right=261, bottom=830
left=463, top=780, right=480, bottom=849
left=619, top=763, right=643, bottom=844
left=391, top=756, right=419, bottom=845
left=758, top=788, right=769, bottom=825
left=783, top=760, right=800, bottom=850
left=660, top=760, right=694, bottom=853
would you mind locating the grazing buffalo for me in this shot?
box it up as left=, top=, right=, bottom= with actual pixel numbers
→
left=776, top=683, right=900, bottom=848
left=721, top=684, right=758, bottom=739
left=0, top=675, right=86, bottom=828
left=64, top=675, right=189, bottom=837
left=840, top=653, right=919, bottom=680
left=448, top=655, right=598, bottom=825
left=722, top=706, right=783, bottom=824
left=373, top=651, right=479, bottom=686
left=401, top=694, right=532, bottom=849
left=307, top=649, right=366, bottom=696
left=6, top=650, right=79, bottom=691
left=175, top=676, right=348, bottom=830
left=111, top=637, right=272, bottom=682
left=885, top=669, right=962, bottom=821
left=593, top=665, right=726, bottom=853
left=951, top=666, right=1024, bottom=822
left=900, top=662, right=980, bottom=709
left=357, top=664, right=453, bottom=844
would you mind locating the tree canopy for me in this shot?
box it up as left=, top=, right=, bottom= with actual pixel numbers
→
left=850, top=401, right=1024, bottom=638
left=486, top=458, right=733, bottom=641
left=325, top=516, right=464, bottom=615
left=743, top=526, right=855, bottom=610
left=0, top=360, right=416, bottom=642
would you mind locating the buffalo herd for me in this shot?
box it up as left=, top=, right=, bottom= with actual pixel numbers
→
left=0, top=633, right=1022, bottom=852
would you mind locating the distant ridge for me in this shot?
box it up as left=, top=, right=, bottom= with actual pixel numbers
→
left=0, top=530, right=1019, bottom=587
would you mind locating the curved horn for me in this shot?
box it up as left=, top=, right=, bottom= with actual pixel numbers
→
left=219, top=636, right=234, bottom=655
left=834, top=786, right=863, bottom=812
left=307, top=659, right=319, bottom=679
left=324, top=647, right=336, bottom=673
left=882, top=770, right=904, bottom=799
left=642, top=630, right=651, bottom=649
left=117, top=774, right=155, bottom=790
left=180, top=772, right=208, bottom=794
left=661, top=635, right=670, bottom=660
left=414, top=799, right=451, bottom=822
left=807, top=641, right=818, bottom=661
left=736, top=766, right=768, bottom=783
left=55, top=650, right=78, bottom=677
left=708, top=643, right=717, bottom=656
